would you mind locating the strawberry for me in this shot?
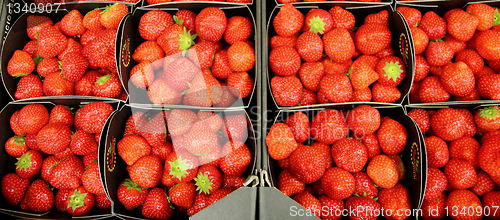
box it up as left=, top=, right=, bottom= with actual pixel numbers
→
left=227, top=71, right=253, bottom=98
left=431, top=108, right=467, bottom=141
left=40, top=156, right=59, bottom=182
left=130, top=155, right=163, bottom=188
left=167, top=109, right=197, bottom=137
left=65, top=186, right=95, bottom=216
left=293, top=193, right=321, bottom=218
left=60, top=52, right=89, bottom=83
left=348, top=60, right=379, bottom=90
left=347, top=105, right=380, bottom=137
left=43, top=71, right=75, bottom=96
left=270, top=35, right=297, bottom=50
left=273, top=4, right=303, bottom=37
left=271, top=76, right=303, bottom=106
left=129, top=61, right=154, bottom=88
left=367, top=154, right=398, bottom=189
left=299, top=62, right=324, bottom=93
left=296, top=32, right=323, bottom=62
left=117, top=135, right=151, bottom=166
left=81, top=164, right=105, bottom=195
left=183, top=122, right=220, bottom=155
left=83, top=151, right=98, bottom=169
left=187, top=193, right=209, bottom=217
left=284, top=111, right=310, bottom=144
left=139, top=112, right=167, bottom=147
left=407, top=108, right=430, bottom=133
left=142, top=188, right=173, bottom=220
left=83, top=9, right=105, bottom=31
left=419, top=11, right=447, bottom=40
left=195, top=7, right=227, bottom=42
left=372, top=82, right=401, bottom=103
left=212, top=49, right=233, bottom=79
left=124, top=112, right=147, bottom=136
left=440, top=62, right=475, bottom=97
left=478, top=135, right=500, bottom=178
left=301, top=9, right=332, bottom=35
left=470, top=170, right=495, bottom=196
left=477, top=74, right=500, bottom=100
left=466, top=3, right=496, bottom=31
left=157, top=25, right=196, bottom=56
left=49, top=155, right=84, bottom=189
left=60, top=10, right=86, bottom=37
left=197, top=111, right=223, bottom=133
left=378, top=184, right=412, bottom=220
left=329, top=6, right=355, bottom=31
left=321, top=167, right=355, bottom=200
left=331, top=138, right=368, bottom=173
left=299, top=89, right=317, bottom=106
left=345, top=196, right=380, bottom=220
left=55, top=188, right=72, bottom=212
left=139, top=10, right=173, bottom=41
left=187, top=41, right=215, bottom=70
left=365, top=10, right=389, bottom=26
left=310, top=109, right=348, bottom=145
left=421, top=192, right=446, bottom=220
left=445, top=190, right=483, bottom=220
left=75, top=102, right=114, bottom=134
left=319, top=74, right=353, bottom=103
left=323, top=28, right=355, bottom=63
left=95, top=194, right=111, bottom=210
left=289, top=145, right=327, bottom=184
left=475, top=106, right=500, bottom=132
left=411, top=27, right=429, bottom=55
left=221, top=114, right=248, bottom=143
left=424, top=136, right=450, bottom=168
left=418, top=76, right=450, bottom=103
left=377, top=117, right=407, bottom=155
left=426, top=41, right=454, bottom=67
left=5, top=136, right=28, bottom=158
left=269, top=46, right=301, bottom=77
left=75, top=70, right=101, bottom=96
left=117, top=179, right=148, bottom=210
left=132, top=41, right=165, bottom=69
left=15, top=150, right=42, bottom=179
left=414, top=55, right=430, bottom=82
left=18, top=104, right=50, bottom=135
left=455, top=49, right=484, bottom=75
left=37, top=26, right=68, bottom=58
left=100, top=3, right=128, bottom=30
left=376, top=56, right=406, bottom=87
left=207, top=188, right=234, bottom=206
left=49, top=105, right=73, bottom=128
left=482, top=191, right=500, bottom=219
left=220, top=141, right=251, bottom=176
left=23, top=40, right=38, bottom=59
left=318, top=195, right=344, bottom=220
left=93, top=74, right=123, bottom=98
left=224, top=16, right=252, bottom=45
left=194, top=165, right=222, bottom=195
left=147, top=79, right=183, bottom=105
left=26, top=15, right=53, bottom=40
left=266, top=123, right=298, bottom=160
left=163, top=57, right=200, bottom=92
left=8, top=50, right=36, bottom=78
left=168, top=181, right=196, bottom=209
left=25, top=179, right=54, bottom=212
left=445, top=159, right=478, bottom=190
left=444, top=35, right=467, bottom=55
left=449, top=137, right=479, bottom=169
left=425, top=167, right=448, bottom=201
left=352, top=171, right=378, bottom=198
left=10, top=110, right=27, bottom=137
left=387, top=154, right=405, bottom=181
left=164, top=149, right=199, bottom=184
left=1, top=173, right=30, bottom=205
left=354, top=23, right=392, bottom=55
left=278, top=169, right=305, bottom=197
left=476, top=30, right=500, bottom=61
left=361, top=133, right=381, bottom=160
left=36, top=123, right=72, bottom=155
left=446, top=9, right=479, bottom=42
left=15, top=74, right=43, bottom=100
left=397, top=6, right=421, bottom=27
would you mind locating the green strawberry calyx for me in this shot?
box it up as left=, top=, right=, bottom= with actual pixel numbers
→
left=12, top=136, right=26, bottom=145
left=345, top=65, right=354, bottom=80
left=194, top=173, right=213, bottom=195
left=33, top=54, right=43, bottom=65
left=67, top=189, right=88, bottom=212
left=123, top=178, right=145, bottom=193
left=168, top=156, right=191, bottom=181
left=479, top=106, right=500, bottom=121
left=308, top=16, right=326, bottom=34
left=494, top=9, right=500, bottom=27
left=173, top=15, right=184, bottom=26
left=15, top=152, right=33, bottom=171
left=100, top=3, right=119, bottom=16
left=96, top=74, right=112, bottom=86
left=178, top=27, right=197, bottom=52
left=382, top=61, right=404, bottom=82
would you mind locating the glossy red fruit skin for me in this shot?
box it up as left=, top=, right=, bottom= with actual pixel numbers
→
left=278, top=169, right=305, bottom=197
left=289, top=145, right=327, bottom=184
left=445, top=190, right=483, bottom=220
left=482, top=191, right=500, bottom=220
left=445, top=159, right=478, bottom=190
left=431, top=108, right=467, bottom=141
left=331, top=138, right=368, bottom=173
left=424, top=136, right=450, bottom=169
left=310, top=109, right=348, bottom=145
left=321, top=167, right=355, bottom=200
left=1, top=173, right=30, bottom=205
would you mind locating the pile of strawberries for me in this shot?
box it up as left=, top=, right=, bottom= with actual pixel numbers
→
left=407, top=106, right=500, bottom=219
left=269, top=4, right=407, bottom=107
left=1, top=102, right=114, bottom=216
left=277, top=0, right=384, bottom=3
left=115, top=109, right=252, bottom=219
left=266, top=105, right=412, bottom=219
left=130, top=7, right=255, bottom=107
left=32, top=0, right=139, bottom=4
left=146, top=0, right=252, bottom=4
left=400, top=3, right=500, bottom=103
left=6, top=3, right=128, bottom=100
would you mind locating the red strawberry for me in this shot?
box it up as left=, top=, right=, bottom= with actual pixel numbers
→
left=195, top=7, right=227, bottom=42
left=81, top=164, right=105, bottom=195
left=40, top=156, right=59, bottom=182
left=321, top=167, right=355, bottom=200
left=270, top=35, right=297, bottom=50
left=467, top=3, right=496, bottom=31
left=83, top=9, right=105, bottom=31
left=269, top=46, right=301, bottom=77
left=352, top=171, right=378, bottom=198
left=378, top=184, right=412, bottom=220
left=365, top=10, right=389, bottom=26
left=5, top=136, right=28, bottom=158
left=482, top=191, right=500, bottom=219
left=163, top=57, right=200, bottom=92
left=8, top=50, right=36, bottom=77
left=15, top=74, right=44, bottom=100
left=49, top=155, right=84, bottom=189
left=117, top=179, right=148, bottom=210
left=142, top=188, right=173, bottom=220
left=331, top=138, right=368, bottom=173
left=266, top=123, right=298, bottom=160
left=65, top=186, right=95, bottom=216
left=318, top=195, right=344, bottom=220
left=354, top=23, right=392, bottom=55
left=212, top=49, right=233, bottom=79
left=367, top=155, right=398, bottom=189
left=397, top=6, right=421, bottom=27
left=169, top=182, right=196, bottom=208
left=411, top=27, right=429, bottom=55
left=227, top=71, right=253, bottom=98
left=75, top=102, right=114, bottom=134
left=37, top=123, right=72, bottom=155
left=419, top=11, right=447, bottom=40
left=302, top=8, right=333, bottom=35
left=348, top=60, right=379, bottom=90
left=271, top=76, right=303, bottom=106
left=220, top=141, right=251, bottom=176
left=164, top=149, right=199, bottom=184
left=289, top=145, right=327, bottom=184
left=100, top=3, right=128, bottom=30
left=10, top=110, right=27, bottom=137
left=151, top=140, right=172, bottom=163
left=139, top=10, right=173, bottom=41
left=60, top=10, right=86, bottom=37
left=329, top=6, right=355, bottom=31
left=345, top=196, right=380, bottom=220
left=129, top=155, right=163, bottom=189
left=132, top=41, right=165, bottom=69
left=478, top=135, right=500, bottom=178
left=273, top=4, right=304, bottom=37
left=296, top=32, right=323, bottom=62
left=446, top=9, right=479, bottom=42
left=470, top=170, right=495, bottom=196
left=49, top=105, right=73, bottom=128
left=60, top=52, right=89, bottom=83
left=377, top=117, right=407, bottom=155
left=278, top=169, right=305, bottom=197
left=167, top=109, right=197, bottom=137
left=477, top=73, right=500, bottom=100
left=95, top=194, right=111, bottom=210
left=147, top=79, right=183, bottom=105
left=157, top=25, right=196, bottom=56
left=298, top=62, right=324, bottom=92
left=93, top=74, right=123, bottom=98
left=445, top=190, right=483, bottom=220
left=299, top=88, right=317, bottom=106
left=43, top=71, right=75, bottom=96
left=347, top=105, right=380, bottom=137
left=450, top=136, right=480, bottom=170
left=25, top=179, right=54, bottom=212
left=207, top=188, right=234, bottom=206
left=26, top=15, right=53, bottom=40
left=283, top=111, right=310, bottom=144
left=183, top=121, right=220, bottom=155
left=408, top=108, right=430, bottom=133
left=426, top=41, right=454, bottom=67
left=23, top=40, right=38, bottom=59
left=224, top=16, right=252, bottom=45
left=425, top=167, right=448, bottom=201
left=310, top=109, right=348, bottom=145
left=418, top=76, right=450, bottom=103
left=293, top=193, right=321, bottom=218
left=361, top=133, right=381, bottom=160
left=421, top=192, right=446, bottom=220
left=117, top=135, right=151, bottom=166
left=455, top=49, right=484, bottom=75
left=475, top=106, right=500, bottom=132
left=319, top=74, right=353, bottom=103
left=323, top=28, right=355, bottom=63
left=194, top=165, right=222, bottom=195
left=18, top=104, right=49, bottom=134
left=55, top=188, right=72, bottom=212
left=440, top=62, right=475, bottom=97
left=424, top=136, right=450, bottom=169
left=15, top=150, right=42, bottom=179
left=431, top=108, right=467, bottom=141
left=124, top=112, right=147, bottom=136
left=37, top=26, right=68, bottom=58
left=1, top=173, right=30, bottom=205
left=187, top=193, right=209, bottom=217
left=445, top=159, right=478, bottom=190
left=376, top=56, right=406, bottom=87
left=75, top=70, right=101, bottom=96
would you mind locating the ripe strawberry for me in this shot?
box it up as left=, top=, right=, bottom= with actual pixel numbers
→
left=347, top=105, right=380, bottom=137
left=445, top=190, right=483, bottom=220
left=414, top=55, right=430, bottom=82
left=266, top=123, right=298, bottom=160
left=289, top=145, right=327, bottom=184
left=278, top=169, right=305, bottom=197
left=147, top=79, right=182, bottom=105
left=273, top=4, right=303, bottom=37
left=296, top=32, right=323, bottom=62
left=482, top=191, right=500, bottom=219
left=75, top=102, right=114, bottom=134
left=163, top=57, right=200, bottom=92
left=475, top=106, right=500, bottom=132
left=93, top=74, right=123, bottom=98
left=421, top=192, right=446, bottom=220
left=142, top=188, right=173, bottom=220
left=470, top=170, right=495, bottom=196
left=419, top=11, right=447, bottom=40
left=207, top=188, right=234, bottom=206
left=65, top=186, right=95, bottom=216
left=407, top=108, right=430, bottom=133
left=424, top=136, right=450, bottom=169
left=40, top=156, right=59, bottom=182
left=220, top=141, right=251, bottom=176
left=293, top=193, right=321, bottom=218
left=376, top=56, right=406, bottom=87
left=60, top=10, right=86, bottom=37
left=132, top=41, right=165, bottom=69
left=55, top=188, right=72, bottom=212
left=445, top=159, right=478, bottom=190
left=18, top=104, right=49, bottom=135
left=367, top=154, right=398, bottom=189
left=1, top=173, right=30, bottom=205
left=224, top=16, right=252, bottom=45
left=477, top=73, right=500, bottom=100
left=211, top=49, right=233, bottom=79
left=124, top=112, right=147, bottom=136
left=139, top=10, right=173, bottom=41
left=167, top=109, right=197, bottom=137
left=49, top=155, right=84, bottom=189
left=36, top=123, right=72, bottom=155
left=157, top=25, right=196, bottom=56
left=371, top=82, right=401, bottom=103
left=361, top=133, right=381, bottom=160
left=75, top=70, right=100, bottom=96
left=164, top=149, right=199, bottom=184
left=117, top=179, right=148, bottom=210
left=476, top=30, right=500, bottom=61
left=100, top=3, right=128, bottom=29
left=345, top=196, right=380, bottom=220
left=425, top=167, right=448, bottom=200
left=187, top=193, right=209, bottom=217
left=298, top=62, right=324, bottom=93
left=377, top=117, right=407, bottom=155
left=5, top=136, right=28, bottom=158
left=49, top=105, right=73, bottom=128
left=329, top=6, right=355, bottom=31
left=446, top=9, right=479, bottom=42
left=60, top=52, right=89, bottom=83
left=299, top=89, right=317, bottom=106
left=455, top=49, right=484, bottom=75
left=348, top=60, right=379, bottom=90
left=310, top=109, right=348, bottom=145
left=323, top=28, right=355, bottom=63
left=418, top=76, right=450, bottom=103
left=270, top=35, right=297, bottom=50
left=9, top=50, right=36, bottom=79
left=83, top=9, right=105, bottom=31
left=43, top=71, right=75, bottom=96
left=378, top=184, right=412, bottom=220
left=397, top=6, right=421, bottom=27
left=26, top=15, right=53, bottom=40
left=81, top=164, right=105, bottom=195
left=117, top=135, right=151, bottom=166
left=197, top=111, right=223, bottom=133
left=411, top=27, right=429, bottom=55
left=95, top=194, right=111, bottom=210
left=194, top=165, right=222, bottom=195
left=129, top=155, right=163, bottom=189
left=168, top=182, right=196, bottom=209
left=271, top=76, right=303, bottom=106
left=433, top=107, right=467, bottom=141
left=365, top=10, right=389, bottom=26
left=331, top=138, right=368, bottom=173
left=10, top=111, right=27, bottom=137
left=37, top=26, right=68, bottom=58
left=183, top=122, right=220, bottom=155
left=352, top=171, right=378, bottom=198
left=319, top=74, right=353, bottom=103
left=284, top=111, right=310, bottom=144
left=478, top=135, right=500, bottom=177
left=466, top=3, right=496, bottom=31
left=321, top=167, right=355, bottom=200
left=25, top=179, right=54, bottom=212
left=269, top=46, right=301, bottom=77
left=23, top=40, right=38, bottom=59
left=426, top=41, right=454, bottom=67
left=195, top=7, right=227, bottom=42
left=440, top=62, right=475, bottom=97
left=15, top=150, right=42, bottom=179
left=299, top=9, right=331, bottom=35
left=354, top=23, right=392, bottom=55
left=227, top=71, right=253, bottom=98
